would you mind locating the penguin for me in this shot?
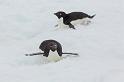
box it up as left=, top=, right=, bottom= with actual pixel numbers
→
left=25, top=40, right=78, bottom=62
left=54, top=11, right=96, bottom=29
left=39, top=40, right=63, bottom=62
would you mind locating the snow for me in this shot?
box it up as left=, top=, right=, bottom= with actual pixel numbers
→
left=0, top=0, right=124, bottom=82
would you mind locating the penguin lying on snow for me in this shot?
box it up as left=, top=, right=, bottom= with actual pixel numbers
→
left=25, top=40, right=78, bottom=62
left=54, top=11, right=96, bottom=29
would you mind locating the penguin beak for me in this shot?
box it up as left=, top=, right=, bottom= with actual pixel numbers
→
left=54, top=13, right=56, bottom=15
left=50, top=45, right=57, bottom=51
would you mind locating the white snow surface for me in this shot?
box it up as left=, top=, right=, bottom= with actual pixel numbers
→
left=0, top=0, right=124, bottom=82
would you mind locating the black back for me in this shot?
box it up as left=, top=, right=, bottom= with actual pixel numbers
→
left=39, top=40, right=62, bottom=57
left=67, top=12, right=90, bottom=21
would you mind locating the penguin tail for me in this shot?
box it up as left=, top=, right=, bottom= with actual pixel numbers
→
left=88, top=14, right=96, bottom=19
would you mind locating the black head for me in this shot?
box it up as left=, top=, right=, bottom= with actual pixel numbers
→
left=54, top=11, right=66, bottom=19
left=47, top=42, right=58, bottom=51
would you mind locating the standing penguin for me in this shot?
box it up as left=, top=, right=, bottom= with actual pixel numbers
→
left=54, top=11, right=96, bottom=29
left=25, top=40, right=78, bottom=62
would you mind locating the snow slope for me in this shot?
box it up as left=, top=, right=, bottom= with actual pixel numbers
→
left=0, top=0, right=124, bottom=82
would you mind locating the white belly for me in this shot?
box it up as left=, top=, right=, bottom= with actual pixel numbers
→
left=57, top=18, right=69, bottom=28
left=57, top=17, right=91, bottom=28
left=71, top=18, right=91, bottom=25
left=47, top=50, right=62, bottom=62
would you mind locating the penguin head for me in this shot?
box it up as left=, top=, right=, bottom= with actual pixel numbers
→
left=54, top=11, right=66, bottom=19
left=47, top=42, right=58, bottom=52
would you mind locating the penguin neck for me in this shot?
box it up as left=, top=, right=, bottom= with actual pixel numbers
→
left=49, top=50, right=58, bottom=54
left=50, top=50, right=56, bottom=52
